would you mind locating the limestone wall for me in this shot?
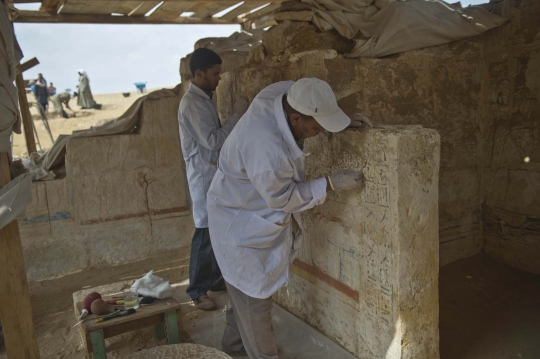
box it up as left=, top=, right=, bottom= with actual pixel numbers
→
left=216, top=0, right=540, bottom=272
left=19, top=91, right=193, bottom=281
left=217, top=20, right=484, bottom=268
left=480, top=0, right=540, bottom=274
left=274, top=127, right=440, bottom=359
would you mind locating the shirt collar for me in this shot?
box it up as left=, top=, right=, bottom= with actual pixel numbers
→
left=274, top=93, right=305, bottom=160
left=189, top=82, right=213, bottom=100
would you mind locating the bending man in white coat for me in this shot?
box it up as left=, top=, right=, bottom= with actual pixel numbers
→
left=178, top=48, right=249, bottom=311
left=207, top=78, right=372, bottom=358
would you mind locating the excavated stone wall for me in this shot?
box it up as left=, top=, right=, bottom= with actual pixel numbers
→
left=481, top=0, right=540, bottom=274
left=217, top=20, right=483, bottom=268
left=19, top=92, right=193, bottom=281
left=216, top=0, right=540, bottom=273
left=274, top=127, right=440, bottom=359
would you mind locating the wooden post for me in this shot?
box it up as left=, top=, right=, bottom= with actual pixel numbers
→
left=0, top=152, right=41, bottom=358
left=15, top=65, right=38, bottom=155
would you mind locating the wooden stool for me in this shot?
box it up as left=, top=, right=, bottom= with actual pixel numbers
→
left=73, top=283, right=181, bottom=359
left=124, top=343, right=232, bottom=359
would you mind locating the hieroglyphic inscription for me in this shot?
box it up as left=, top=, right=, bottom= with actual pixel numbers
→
left=363, top=153, right=394, bottom=327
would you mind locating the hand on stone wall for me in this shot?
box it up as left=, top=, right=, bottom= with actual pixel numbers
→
left=328, top=170, right=364, bottom=191
left=233, top=95, right=249, bottom=118
left=347, top=113, right=373, bottom=128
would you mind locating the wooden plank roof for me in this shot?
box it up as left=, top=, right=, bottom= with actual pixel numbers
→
left=12, top=0, right=282, bottom=28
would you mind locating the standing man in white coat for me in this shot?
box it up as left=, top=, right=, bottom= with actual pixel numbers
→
left=207, top=78, right=372, bottom=358
left=178, top=48, right=249, bottom=311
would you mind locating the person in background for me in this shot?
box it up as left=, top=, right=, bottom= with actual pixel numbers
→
left=47, top=82, right=56, bottom=96
left=76, top=69, right=96, bottom=109
left=178, top=48, right=249, bottom=311
left=34, top=73, right=48, bottom=112
left=51, top=91, right=71, bottom=118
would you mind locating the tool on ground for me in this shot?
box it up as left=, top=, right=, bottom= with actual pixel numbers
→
left=78, top=292, right=102, bottom=320
left=72, top=310, right=120, bottom=328
left=107, top=300, right=125, bottom=305
left=95, top=308, right=136, bottom=323
left=90, top=299, right=118, bottom=315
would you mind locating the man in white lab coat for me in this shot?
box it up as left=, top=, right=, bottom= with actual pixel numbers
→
left=207, top=78, right=372, bottom=358
left=178, top=48, right=249, bottom=311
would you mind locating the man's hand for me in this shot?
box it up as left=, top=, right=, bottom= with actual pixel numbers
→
left=233, top=95, right=249, bottom=118
left=348, top=113, right=373, bottom=128
left=328, top=170, right=363, bottom=191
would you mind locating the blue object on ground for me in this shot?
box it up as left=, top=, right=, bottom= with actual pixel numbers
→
left=134, top=82, right=147, bottom=93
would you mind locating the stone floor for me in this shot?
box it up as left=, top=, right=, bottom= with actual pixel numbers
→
left=439, top=253, right=540, bottom=359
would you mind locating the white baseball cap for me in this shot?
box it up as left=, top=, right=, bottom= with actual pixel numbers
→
left=286, top=78, right=350, bottom=133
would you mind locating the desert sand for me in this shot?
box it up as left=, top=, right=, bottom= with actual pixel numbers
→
left=12, top=90, right=152, bottom=159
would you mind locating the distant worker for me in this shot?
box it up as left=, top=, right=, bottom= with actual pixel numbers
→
left=48, top=82, right=56, bottom=96
left=178, top=48, right=249, bottom=311
left=33, top=73, right=49, bottom=112
left=76, top=69, right=97, bottom=109
left=51, top=92, right=71, bottom=118
left=207, top=78, right=373, bottom=358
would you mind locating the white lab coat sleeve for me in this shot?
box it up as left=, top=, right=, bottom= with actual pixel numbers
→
left=249, top=167, right=327, bottom=214
left=181, top=100, right=238, bottom=151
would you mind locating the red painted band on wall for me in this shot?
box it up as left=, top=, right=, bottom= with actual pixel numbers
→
left=292, top=258, right=359, bottom=302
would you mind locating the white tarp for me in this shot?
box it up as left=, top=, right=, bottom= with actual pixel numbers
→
left=29, top=86, right=182, bottom=180
left=301, top=0, right=511, bottom=57
left=0, top=173, right=32, bottom=229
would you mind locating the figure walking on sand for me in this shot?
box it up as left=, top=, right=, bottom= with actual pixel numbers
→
left=76, top=69, right=96, bottom=109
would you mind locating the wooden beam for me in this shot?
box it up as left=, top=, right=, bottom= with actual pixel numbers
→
left=40, top=0, right=65, bottom=15
left=14, top=10, right=244, bottom=23
left=0, top=152, right=41, bottom=359
left=244, top=2, right=280, bottom=20
left=189, top=1, right=236, bottom=19
left=219, top=1, right=267, bottom=21
left=15, top=65, right=38, bottom=155
left=20, top=57, right=40, bottom=73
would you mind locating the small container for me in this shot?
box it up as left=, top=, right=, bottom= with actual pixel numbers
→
left=123, top=288, right=139, bottom=310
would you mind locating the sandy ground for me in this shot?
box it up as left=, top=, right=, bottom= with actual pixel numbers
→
left=0, top=250, right=213, bottom=359
left=12, top=90, right=150, bottom=159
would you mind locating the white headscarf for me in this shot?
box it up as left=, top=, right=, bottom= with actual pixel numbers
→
left=77, top=69, right=89, bottom=80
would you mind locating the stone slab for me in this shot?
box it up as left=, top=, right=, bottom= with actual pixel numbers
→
left=274, top=126, right=440, bottom=359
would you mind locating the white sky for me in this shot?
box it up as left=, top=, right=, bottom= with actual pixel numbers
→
left=14, top=0, right=487, bottom=94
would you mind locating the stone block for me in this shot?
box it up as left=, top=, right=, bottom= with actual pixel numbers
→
left=72, top=169, right=149, bottom=225
left=216, top=66, right=284, bottom=121
left=84, top=217, right=153, bottom=268
left=19, top=182, right=50, bottom=239
left=279, top=1, right=312, bottom=12
left=146, top=167, right=188, bottom=213
left=262, top=20, right=354, bottom=56
left=275, top=11, right=314, bottom=22
left=148, top=215, right=194, bottom=255
left=274, top=126, right=440, bottom=359
left=23, top=237, right=88, bottom=281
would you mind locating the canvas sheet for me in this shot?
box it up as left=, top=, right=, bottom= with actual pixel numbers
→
left=301, top=0, right=511, bottom=57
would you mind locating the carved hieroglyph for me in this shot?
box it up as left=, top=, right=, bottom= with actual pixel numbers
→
left=274, top=126, right=440, bottom=359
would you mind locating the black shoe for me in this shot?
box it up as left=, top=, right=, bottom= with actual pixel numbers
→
left=224, top=348, right=248, bottom=357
